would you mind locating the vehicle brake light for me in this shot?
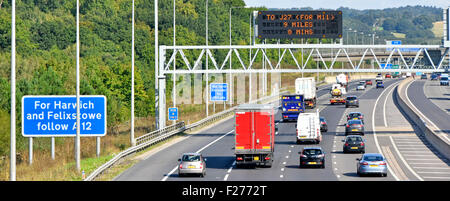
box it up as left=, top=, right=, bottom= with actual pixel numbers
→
left=200, top=163, right=203, bottom=169
left=379, top=162, right=386, bottom=166
left=361, top=162, right=368, bottom=165
left=360, top=142, right=364, bottom=146
left=265, top=157, right=271, bottom=160
left=345, top=143, right=349, bottom=146
left=237, top=157, right=243, bottom=161
left=179, top=164, right=183, bottom=169
left=346, top=125, right=350, bottom=128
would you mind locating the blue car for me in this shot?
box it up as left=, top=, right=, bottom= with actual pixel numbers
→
left=431, top=74, right=438, bottom=81
left=356, top=153, right=388, bottom=177
left=376, top=81, right=384, bottom=88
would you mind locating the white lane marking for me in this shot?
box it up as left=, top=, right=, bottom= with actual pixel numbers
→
left=405, top=80, right=450, bottom=143
left=283, top=162, right=287, bottom=165
left=280, top=175, right=284, bottom=178
left=223, top=174, right=229, bottom=181
left=161, top=129, right=234, bottom=181
left=417, top=172, right=450, bottom=174
left=227, top=161, right=236, bottom=173
left=389, top=136, right=424, bottom=181
left=383, top=82, right=398, bottom=127
left=372, top=81, right=401, bottom=181
left=281, top=168, right=285, bottom=171
left=423, top=176, right=450, bottom=179
left=413, top=167, right=450, bottom=170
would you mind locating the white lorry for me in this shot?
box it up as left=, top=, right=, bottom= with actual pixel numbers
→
left=296, top=110, right=322, bottom=144
left=295, top=77, right=317, bottom=108
left=336, top=74, right=349, bottom=89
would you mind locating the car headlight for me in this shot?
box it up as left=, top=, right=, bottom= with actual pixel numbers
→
left=282, top=108, right=286, bottom=112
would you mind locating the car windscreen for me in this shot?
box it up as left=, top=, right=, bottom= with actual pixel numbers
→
left=182, top=155, right=201, bottom=162
left=346, top=97, right=357, bottom=100
left=363, top=155, right=384, bottom=161
left=303, top=149, right=322, bottom=155
left=442, top=77, right=449, bottom=80
left=346, top=136, right=362, bottom=142
left=349, top=113, right=361, bottom=118
left=348, top=120, right=362, bottom=125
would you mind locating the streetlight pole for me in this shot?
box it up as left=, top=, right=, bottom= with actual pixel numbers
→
left=205, top=0, right=209, bottom=117
left=172, top=0, right=176, bottom=124
left=75, top=0, right=81, bottom=171
left=10, top=0, right=16, bottom=181
left=131, top=0, right=136, bottom=146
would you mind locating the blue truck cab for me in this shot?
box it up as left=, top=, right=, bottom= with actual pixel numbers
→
left=281, top=95, right=305, bottom=121
left=440, top=74, right=449, bottom=86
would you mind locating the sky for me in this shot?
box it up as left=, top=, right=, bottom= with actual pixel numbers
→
left=243, top=0, right=449, bottom=10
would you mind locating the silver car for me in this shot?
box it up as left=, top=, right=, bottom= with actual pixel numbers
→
left=178, top=153, right=207, bottom=177
left=356, top=153, right=387, bottom=177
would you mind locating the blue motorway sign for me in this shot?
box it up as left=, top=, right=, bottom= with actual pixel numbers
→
left=391, top=40, right=402, bottom=45
left=168, top=107, right=178, bottom=121
left=210, top=83, right=228, bottom=102
left=381, top=63, right=393, bottom=69
left=22, top=95, right=107, bottom=137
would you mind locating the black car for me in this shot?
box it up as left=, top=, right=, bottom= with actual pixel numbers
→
left=299, top=147, right=325, bottom=168
left=342, top=135, right=366, bottom=153
left=345, top=96, right=359, bottom=108
left=421, top=74, right=427, bottom=80
left=345, top=119, right=365, bottom=135
left=320, top=117, right=328, bottom=132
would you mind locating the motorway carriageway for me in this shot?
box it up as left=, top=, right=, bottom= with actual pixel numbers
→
left=114, top=78, right=449, bottom=181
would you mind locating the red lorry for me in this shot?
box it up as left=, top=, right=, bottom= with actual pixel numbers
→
left=234, top=104, right=275, bottom=168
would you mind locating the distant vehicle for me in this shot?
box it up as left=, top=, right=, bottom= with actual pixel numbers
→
left=299, top=147, right=325, bottom=168
left=281, top=95, right=305, bottom=121
left=401, top=74, right=407, bottom=78
left=376, top=81, right=385, bottom=88
left=178, top=153, right=207, bottom=177
left=385, top=74, right=391, bottom=78
left=406, top=72, right=412, bottom=77
left=235, top=104, right=275, bottom=168
left=336, top=73, right=349, bottom=90
left=331, top=83, right=347, bottom=95
left=365, top=80, right=373, bottom=86
left=345, top=96, right=359, bottom=108
left=296, top=110, right=322, bottom=144
left=431, top=73, right=438, bottom=81
left=356, top=153, right=388, bottom=177
left=392, top=72, right=400, bottom=78
left=357, top=84, right=365, bottom=91
left=421, top=73, right=427, bottom=80
left=342, top=135, right=366, bottom=153
left=295, top=77, right=317, bottom=109
left=375, top=75, right=383, bottom=81
left=320, top=117, right=328, bottom=132
left=330, top=84, right=346, bottom=105
left=345, top=119, right=365, bottom=136
left=359, top=81, right=366, bottom=85
left=347, top=112, right=364, bottom=122
left=440, top=74, right=449, bottom=86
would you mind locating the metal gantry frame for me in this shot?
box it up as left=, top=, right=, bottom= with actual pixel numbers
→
left=155, top=43, right=450, bottom=129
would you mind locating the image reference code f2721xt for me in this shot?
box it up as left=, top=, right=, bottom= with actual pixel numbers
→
left=257, top=10, right=342, bottom=39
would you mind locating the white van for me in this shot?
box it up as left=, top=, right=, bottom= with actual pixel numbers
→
left=296, top=110, right=322, bottom=144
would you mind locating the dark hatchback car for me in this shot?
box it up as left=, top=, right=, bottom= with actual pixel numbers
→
left=342, top=135, right=366, bottom=153
left=320, top=117, right=328, bottom=132
left=299, top=147, right=325, bottom=168
left=345, top=119, right=365, bottom=136
left=376, top=81, right=384, bottom=88
left=345, top=96, right=359, bottom=108
left=347, top=112, right=364, bottom=123
left=421, top=74, right=427, bottom=80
